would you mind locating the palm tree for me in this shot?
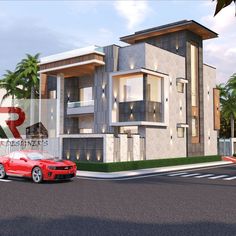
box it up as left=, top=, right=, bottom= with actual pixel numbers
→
left=16, top=53, right=40, bottom=99
left=0, top=70, right=23, bottom=105
left=226, top=73, right=236, bottom=95
left=16, top=53, right=40, bottom=126
left=214, top=0, right=236, bottom=16
left=218, top=83, right=236, bottom=138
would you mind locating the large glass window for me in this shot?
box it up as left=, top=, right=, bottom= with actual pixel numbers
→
left=190, top=44, right=199, bottom=107
left=79, top=87, right=93, bottom=106
left=119, top=75, right=143, bottom=102
left=147, top=75, right=162, bottom=102
left=192, top=117, right=198, bottom=137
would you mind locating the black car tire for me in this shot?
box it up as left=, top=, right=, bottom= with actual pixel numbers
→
left=32, top=167, right=43, bottom=183
left=0, top=164, right=7, bottom=179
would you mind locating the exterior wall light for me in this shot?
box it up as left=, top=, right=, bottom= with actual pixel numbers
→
left=170, top=129, right=173, bottom=145
left=67, top=92, right=70, bottom=102
left=67, top=129, right=70, bottom=134
left=176, top=44, right=179, bottom=53
left=102, top=126, right=106, bottom=133
left=86, top=153, right=90, bottom=161
left=97, top=154, right=101, bottom=161
left=130, top=64, right=134, bottom=70
left=102, top=85, right=105, bottom=98
left=76, top=151, right=80, bottom=160
left=66, top=151, right=70, bottom=160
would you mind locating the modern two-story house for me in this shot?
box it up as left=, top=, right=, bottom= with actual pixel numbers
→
left=39, top=20, right=220, bottom=162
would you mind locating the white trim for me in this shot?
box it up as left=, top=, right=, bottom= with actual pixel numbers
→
left=176, top=77, right=188, bottom=84
left=108, top=69, right=169, bottom=128
left=110, top=68, right=168, bottom=78
left=177, top=123, right=189, bottom=128
left=39, top=59, right=105, bottom=73
left=39, top=46, right=105, bottom=65
left=61, top=134, right=106, bottom=138
left=111, top=121, right=167, bottom=127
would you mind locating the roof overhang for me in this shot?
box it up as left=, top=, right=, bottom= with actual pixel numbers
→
left=120, top=20, right=218, bottom=44
left=39, top=46, right=105, bottom=77
left=110, top=68, right=168, bottom=79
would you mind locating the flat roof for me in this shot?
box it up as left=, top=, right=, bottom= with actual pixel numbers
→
left=39, top=45, right=104, bottom=65
left=120, top=20, right=218, bottom=44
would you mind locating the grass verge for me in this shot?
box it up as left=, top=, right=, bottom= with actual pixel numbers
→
left=75, top=155, right=221, bottom=172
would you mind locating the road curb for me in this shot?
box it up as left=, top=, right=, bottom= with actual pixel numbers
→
left=76, top=161, right=233, bottom=180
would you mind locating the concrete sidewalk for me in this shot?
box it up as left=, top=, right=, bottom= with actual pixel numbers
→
left=76, top=161, right=233, bottom=180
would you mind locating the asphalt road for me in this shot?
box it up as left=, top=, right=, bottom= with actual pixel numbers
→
left=1, top=164, right=236, bottom=236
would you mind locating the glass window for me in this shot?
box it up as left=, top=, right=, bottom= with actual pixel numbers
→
left=177, top=82, right=184, bottom=93
left=190, top=44, right=199, bottom=106
left=192, top=117, right=198, bottom=137
left=119, top=75, right=143, bottom=102
left=49, top=90, right=56, bottom=99
left=177, top=127, right=184, bottom=138
left=26, top=152, right=54, bottom=160
left=13, top=152, right=26, bottom=160
left=147, top=75, right=162, bottom=102
left=80, top=87, right=93, bottom=102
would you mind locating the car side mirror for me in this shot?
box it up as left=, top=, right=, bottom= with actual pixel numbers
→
left=20, top=157, right=27, bottom=162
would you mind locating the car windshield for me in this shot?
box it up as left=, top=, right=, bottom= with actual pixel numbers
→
left=26, top=152, right=55, bottom=160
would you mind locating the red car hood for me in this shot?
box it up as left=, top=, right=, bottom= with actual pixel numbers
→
left=37, top=159, right=74, bottom=166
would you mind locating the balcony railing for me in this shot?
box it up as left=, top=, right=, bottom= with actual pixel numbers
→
left=68, top=100, right=94, bottom=109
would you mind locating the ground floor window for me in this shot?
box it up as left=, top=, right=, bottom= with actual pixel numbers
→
left=177, top=127, right=184, bottom=138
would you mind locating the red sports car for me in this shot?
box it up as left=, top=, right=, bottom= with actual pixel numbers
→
left=0, top=150, right=77, bottom=183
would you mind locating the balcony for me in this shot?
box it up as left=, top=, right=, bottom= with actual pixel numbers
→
left=119, top=101, right=163, bottom=122
left=67, top=100, right=94, bottom=115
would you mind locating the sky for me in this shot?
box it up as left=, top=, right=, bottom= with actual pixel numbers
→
left=0, top=0, right=235, bottom=83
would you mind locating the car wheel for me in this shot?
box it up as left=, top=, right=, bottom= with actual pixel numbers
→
left=0, top=164, right=7, bottom=179
left=32, top=167, right=43, bottom=183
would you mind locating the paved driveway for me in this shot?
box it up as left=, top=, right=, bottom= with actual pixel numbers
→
left=1, top=164, right=236, bottom=236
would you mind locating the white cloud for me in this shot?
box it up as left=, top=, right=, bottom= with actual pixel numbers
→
left=202, top=5, right=235, bottom=33
left=201, top=5, right=236, bottom=83
left=114, top=0, right=151, bottom=30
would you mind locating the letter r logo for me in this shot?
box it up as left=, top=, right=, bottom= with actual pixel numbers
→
left=0, top=107, right=25, bottom=138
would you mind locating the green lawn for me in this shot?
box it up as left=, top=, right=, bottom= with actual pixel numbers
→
left=75, top=155, right=221, bottom=172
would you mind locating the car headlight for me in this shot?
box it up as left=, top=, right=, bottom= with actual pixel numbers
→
left=48, top=166, right=56, bottom=170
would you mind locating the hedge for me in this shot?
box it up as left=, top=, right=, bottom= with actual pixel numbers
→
left=75, top=155, right=221, bottom=172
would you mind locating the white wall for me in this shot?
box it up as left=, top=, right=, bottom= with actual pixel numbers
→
left=144, top=44, right=187, bottom=159
left=203, top=64, right=218, bottom=156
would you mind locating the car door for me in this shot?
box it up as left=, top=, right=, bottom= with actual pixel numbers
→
left=7, top=152, right=15, bottom=174
left=9, top=152, right=28, bottom=176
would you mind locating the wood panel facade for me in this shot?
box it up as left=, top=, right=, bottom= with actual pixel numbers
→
left=213, top=88, right=220, bottom=130
left=39, top=53, right=104, bottom=71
